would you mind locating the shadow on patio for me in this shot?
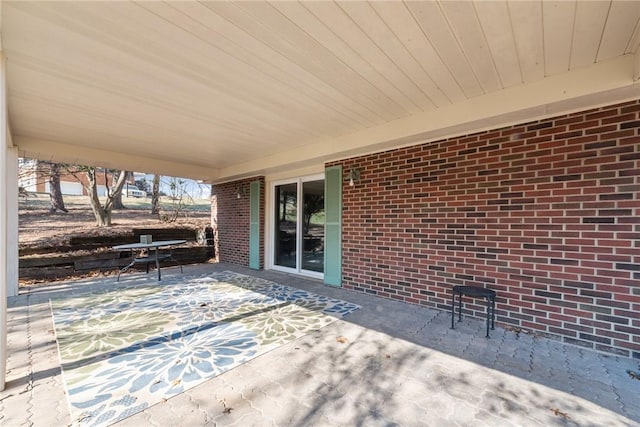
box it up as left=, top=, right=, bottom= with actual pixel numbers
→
left=2, top=263, right=639, bottom=426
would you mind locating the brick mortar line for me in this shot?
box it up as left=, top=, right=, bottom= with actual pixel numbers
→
left=560, top=346, right=576, bottom=395
left=25, top=293, right=35, bottom=426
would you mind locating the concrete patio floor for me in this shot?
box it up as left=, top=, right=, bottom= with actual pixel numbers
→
left=2, top=263, right=639, bottom=426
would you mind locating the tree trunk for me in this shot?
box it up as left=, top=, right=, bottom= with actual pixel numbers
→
left=112, top=171, right=128, bottom=210
left=280, top=194, right=288, bottom=222
left=113, top=193, right=124, bottom=209
left=151, top=174, right=161, bottom=216
left=48, top=163, right=68, bottom=213
left=91, top=198, right=111, bottom=226
left=86, top=168, right=110, bottom=226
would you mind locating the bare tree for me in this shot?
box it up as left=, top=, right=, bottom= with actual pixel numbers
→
left=302, top=193, right=323, bottom=235
left=87, top=168, right=128, bottom=226
left=161, top=177, right=191, bottom=223
left=151, top=173, right=161, bottom=216
left=65, top=165, right=128, bottom=226
left=46, top=162, right=68, bottom=213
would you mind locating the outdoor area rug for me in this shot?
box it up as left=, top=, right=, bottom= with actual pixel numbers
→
left=50, top=270, right=360, bottom=426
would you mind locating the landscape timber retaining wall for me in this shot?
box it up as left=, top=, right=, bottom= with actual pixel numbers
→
left=19, top=227, right=214, bottom=280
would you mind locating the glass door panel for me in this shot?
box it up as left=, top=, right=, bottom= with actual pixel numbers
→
left=274, top=183, right=297, bottom=268
left=301, top=180, right=324, bottom=273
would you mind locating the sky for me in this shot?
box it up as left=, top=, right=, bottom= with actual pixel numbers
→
left=134, top=173, right=211, bottom=200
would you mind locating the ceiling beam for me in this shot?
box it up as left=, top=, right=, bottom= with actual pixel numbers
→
left=15, top=137, right=218, bottom=181
left=216, top=55, right=640, bottom=183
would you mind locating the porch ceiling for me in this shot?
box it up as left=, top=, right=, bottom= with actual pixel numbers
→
left=2, top=1, right=640, bottom=182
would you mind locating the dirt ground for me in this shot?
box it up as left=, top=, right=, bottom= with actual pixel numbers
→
left=19, top=195, right=211, bottom=251
left=17, top=194, right=212, bottom=286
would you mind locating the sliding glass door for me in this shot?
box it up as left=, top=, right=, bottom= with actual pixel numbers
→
left=274, top=183, right=297, bottom=269
left=273, top=176, right=325, bottom=276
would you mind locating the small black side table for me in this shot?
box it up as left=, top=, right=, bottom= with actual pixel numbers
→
left=451, top=285, right=496, bottom=338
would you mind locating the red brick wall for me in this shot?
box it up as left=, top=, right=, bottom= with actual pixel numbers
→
left=329, top=100, right=640, bottom=359
left=211, top=177, right=265, bottom=268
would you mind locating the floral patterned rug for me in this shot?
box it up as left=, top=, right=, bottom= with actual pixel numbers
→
left=50, top=271, right=360, bottom=426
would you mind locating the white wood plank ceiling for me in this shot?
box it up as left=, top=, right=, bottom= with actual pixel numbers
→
left=2, top=1, right=640, bottom=181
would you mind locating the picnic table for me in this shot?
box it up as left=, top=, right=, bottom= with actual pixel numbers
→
left=113, top=239, right=186, bottom=281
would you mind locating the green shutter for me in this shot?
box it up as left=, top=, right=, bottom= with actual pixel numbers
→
left=324, top=166, right=342, bottom=286
left=249, top=181, right=261, bottom=270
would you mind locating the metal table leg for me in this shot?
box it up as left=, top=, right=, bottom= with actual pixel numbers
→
left=450, top=289, right=455, bottom=329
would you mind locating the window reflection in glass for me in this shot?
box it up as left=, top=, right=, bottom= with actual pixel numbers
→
left=274, top=183, right=297, bottom=268
left=302, top=180, right=324, bottom=273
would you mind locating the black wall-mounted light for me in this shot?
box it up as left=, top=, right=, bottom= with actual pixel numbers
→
left=236, top=184, right=246, bottom=199
left=349, top=168, right=361, bottom=186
